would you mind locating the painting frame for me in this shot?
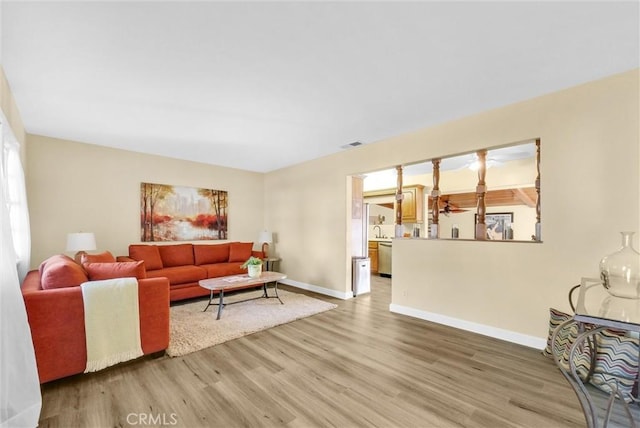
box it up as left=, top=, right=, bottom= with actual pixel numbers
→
left=475, top=212, right=514, bottom=240
left=140, top=182, right=228, bottom=242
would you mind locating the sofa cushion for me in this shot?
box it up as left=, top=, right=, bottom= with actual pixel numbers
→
left=80, top=251, right=116, bottom=264
left=41, top=258, right=89, bottom=289
left=194, top=243, right=230, bottom=265
left=129, top=245, right=163, bottom=270
left=145, top=266, right=207, bottom=285
left=228, top=242, right=253, bottom=263
left=84, top=261, right=147, bottom=280
left=201, top=262, right=245, bottom=278
left=158, top=244, right=194, bottom=267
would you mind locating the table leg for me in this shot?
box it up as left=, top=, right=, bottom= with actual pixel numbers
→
left=216, top=289, right=225, bottom=320
left=273, top=281, right=283, bottom=305
left=203, top=290, right=214, bottom=312
left=261, top=281, right=283, bottom=304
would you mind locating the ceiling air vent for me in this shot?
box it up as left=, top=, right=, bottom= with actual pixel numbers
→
left=340, top=141, right=364, bottom=150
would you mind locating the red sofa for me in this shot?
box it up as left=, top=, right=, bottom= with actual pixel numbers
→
left=119, top=242, right=264, bottom=302
left=21, top=254, right=170, bottom=383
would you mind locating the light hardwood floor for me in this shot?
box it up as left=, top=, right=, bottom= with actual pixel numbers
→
left=38, top=275, right=587, bottom=428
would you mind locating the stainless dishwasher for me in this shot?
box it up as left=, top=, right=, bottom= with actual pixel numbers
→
left=378, top=241, right=392, bottom=278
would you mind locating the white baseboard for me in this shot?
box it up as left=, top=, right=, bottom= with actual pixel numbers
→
left=389, top=303, right=546, bottom=350
left=280, top=279, right=353, bottom=300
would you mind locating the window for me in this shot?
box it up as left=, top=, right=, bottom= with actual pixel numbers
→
left=362, top=139, right=541, bottom=242
left=1, top=118, right=31, bottom=280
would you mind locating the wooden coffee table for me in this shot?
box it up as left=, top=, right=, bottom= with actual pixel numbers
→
left=198, top=271, right=286, bottom=320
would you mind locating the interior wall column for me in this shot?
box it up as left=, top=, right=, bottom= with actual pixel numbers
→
left=350, top=175, right=365, bottom=257
left=535, top=139, right=541, bottom=241
left=475, top=150, right=487, bottom=240
left=395, top=165, right=403, bottom=238
left=430, top=159, right=441, bottom=239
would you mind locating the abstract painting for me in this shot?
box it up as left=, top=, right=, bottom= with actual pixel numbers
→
left=140, top=182, right=228, bottom=242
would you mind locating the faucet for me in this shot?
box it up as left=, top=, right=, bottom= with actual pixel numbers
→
left=373, top=225, right=382, bottom=238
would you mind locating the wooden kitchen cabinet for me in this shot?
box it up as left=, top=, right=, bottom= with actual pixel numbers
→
left=396, top=184, right=424, bottom=224
left=368, top=241, right=379, bottom=273
left=364, top=184, right=425, bottom=225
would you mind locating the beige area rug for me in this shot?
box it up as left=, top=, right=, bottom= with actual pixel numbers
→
left=167, top=289, right=337, bottom=357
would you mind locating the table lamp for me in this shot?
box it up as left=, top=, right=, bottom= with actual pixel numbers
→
left=66, top=232, right=96, bottom=263
left=258, top=230, right=273, bottom=258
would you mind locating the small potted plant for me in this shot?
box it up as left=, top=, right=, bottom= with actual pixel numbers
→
left=241, top=256, right=263, bottom=278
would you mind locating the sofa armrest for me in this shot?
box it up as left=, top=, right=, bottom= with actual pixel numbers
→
left=252, top=250, right=265, bottom=259
left=116, top=256, right=136, bottom=262
left=21, top=270, right=43, bottom=294
left=138, top=277, right=170, bottom=354
left=22, top=283, right=88, bottom=383
left=22, top=273, right=170, bottom=383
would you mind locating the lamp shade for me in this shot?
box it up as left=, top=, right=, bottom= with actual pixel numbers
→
left=66, top=232, right=97, bottom=252
left=258, top=230, right=273, bottom=244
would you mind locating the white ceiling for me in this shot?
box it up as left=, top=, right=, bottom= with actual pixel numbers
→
left=2, top=1, right=638, bottom=173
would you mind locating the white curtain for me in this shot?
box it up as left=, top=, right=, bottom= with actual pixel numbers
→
left=0, top=119, right=41, bottom=426
left=4, top=136, right=30, bottom=281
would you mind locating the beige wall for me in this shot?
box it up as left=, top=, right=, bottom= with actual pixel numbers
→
left=266, top=69, right=640, bottom=343
left=437, top=204, right=536, bottom=241
left=19, top=69, right=640, bottom=345
left=26, top=135, right=265, bottom=268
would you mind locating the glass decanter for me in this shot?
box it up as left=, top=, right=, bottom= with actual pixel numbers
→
left=600, top=232, right=640, bottom=299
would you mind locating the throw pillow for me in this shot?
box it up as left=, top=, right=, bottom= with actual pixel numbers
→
left=81, top=251, right=116, bottom=264
left=84, top=261, right=147, bottom=280
left=542, top=308, right=572, bottom=357
left=228, top=242, right=253, bottom=263
left=542, top=307, right=591, bottom=381
left=589, top=329, right=640, bottom=403
left=41, top=258, right=89, bottom=289
left=573, top=340, right=593, bottom=381
left=39, top=254, right=74, bottom=278
left=129, top=245, right=163, bottom=270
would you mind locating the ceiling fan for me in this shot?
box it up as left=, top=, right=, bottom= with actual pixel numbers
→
left=439, top=199, right=467, bottom=216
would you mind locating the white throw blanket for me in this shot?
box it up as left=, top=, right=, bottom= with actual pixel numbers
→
left=81, top=277, right=143, bottom=373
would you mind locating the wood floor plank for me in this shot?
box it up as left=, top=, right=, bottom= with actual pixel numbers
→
left=38, top=276, right=588, bottom=427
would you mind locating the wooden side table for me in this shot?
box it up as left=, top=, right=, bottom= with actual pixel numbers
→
left=263, top=257, right=281, bottom=272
